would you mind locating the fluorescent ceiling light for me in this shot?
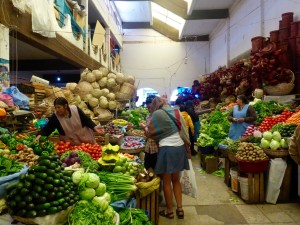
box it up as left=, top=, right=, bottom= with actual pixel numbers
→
left=151, top=2, right=185, bottom=31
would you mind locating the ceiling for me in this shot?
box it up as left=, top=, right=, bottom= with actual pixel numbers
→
left=110, top=0, right=237, bottom=41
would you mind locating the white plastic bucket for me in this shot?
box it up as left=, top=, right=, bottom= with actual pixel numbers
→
left=239, top=176, right=249, bottom=200
left=230, top=168, right=239, bottom=192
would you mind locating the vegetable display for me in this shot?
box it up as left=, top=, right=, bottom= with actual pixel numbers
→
left=96, top=171, right=137, bottom=202
left=55, top=141, right=102, bottom=160
left=235, top=143, right=268, bottom=161
left=0, top=154, right=24, bottom=177
left=198, top=110, right=230, bottom=148
left=5, top=155, right=79, bottom=218
left=258, top=110, right=293, bottom=132
left=122, top=108, right=149, bottom=129
left=242, top=125, right=260, bottom=137
left=253, top=101, right=287, bottom=124
left=119, top=208, right=152, bottom=225
left=60, top=150, right=99, bottom=172
left=260, top=131, right=289, bottom=150
left=271, top=123, right=297, bottom=137
left=8, top=147, right=39, bottom=167
left=104, top=122, right=123, bottom=135
left=121, top=136, right=145, bottom=150
left=285, top=111, right=300, bottom=125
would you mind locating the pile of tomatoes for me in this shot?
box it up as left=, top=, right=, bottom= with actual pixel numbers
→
left=259, top=110, right=294, bottom=132
left=54, top=141, right=102, bottom=160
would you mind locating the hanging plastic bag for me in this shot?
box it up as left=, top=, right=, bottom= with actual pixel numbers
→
left=3, top=86, right=29, bottom=109
left=180, top=159, right=198, bottom=198
left=0, top=93, right=14, bottom=107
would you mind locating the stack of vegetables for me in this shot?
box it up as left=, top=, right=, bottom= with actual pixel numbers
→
left=121, top=107, right=149, bottom=129
left=5, top=155, right=78, bottom=218
left=96, top=171, right=137, bottom=202
left=198, top=110, right=230, bottom=149
left=61, top=150, right=99, bottom=172
left=121, top=136, right=145, bottom=150
left=0, top=135, right=55, bottom=156
left=70, top=171, right=115, bottom=225
left=119, top=208, right=152, bottom=225
left=242, top=125, right=260, bottom=137
left=55, top=141, right=102, bottom=160
left=258, top=110, right=294, bottom=132
left=0, top=154, right=24, bottom=178
left=98, top=143, right=120, bottom=168
left=252, top=101, right=287, bottom=124
left=235, top=142, right=268, bottom=161
left=271, top=123, right=297, bottom=137
left=285, top=111, right=300, bottom=125
left=260, top=131, right=289, bottom=150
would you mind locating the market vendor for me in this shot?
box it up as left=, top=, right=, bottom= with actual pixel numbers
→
left=228, top=95, right=257, bottom=140
left=35, top=97, right=104, bottom=145
left=288, top=125, right=300, bottom=165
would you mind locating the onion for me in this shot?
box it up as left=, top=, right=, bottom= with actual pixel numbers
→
left=70, top=152, right=78, bottom=158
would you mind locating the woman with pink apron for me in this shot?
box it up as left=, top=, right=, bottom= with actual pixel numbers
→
left=36, top=97, right=103, bottom=145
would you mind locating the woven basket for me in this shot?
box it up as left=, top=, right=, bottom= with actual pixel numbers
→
left=264, top=71, right=295, bottom=96
left=119, top=147, right=144, bottom=154
left=263, top=148, right=289, bottom=158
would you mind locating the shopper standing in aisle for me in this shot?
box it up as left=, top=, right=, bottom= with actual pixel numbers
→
left=185, top=100, right=199, bottom=155
left=140, top=95, right=158, bottom=170
left=228, top=95, right=257, bottom=140
left=147, top=97, right=190, bottom=219
left=180, top=105, right=194, bottom=139
left=35, top=97, right=104, bottom=145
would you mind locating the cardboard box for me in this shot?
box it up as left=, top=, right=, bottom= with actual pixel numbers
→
left=201, top=155, right=218, bottom=174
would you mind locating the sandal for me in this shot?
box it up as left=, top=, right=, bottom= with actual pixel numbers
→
left=159, top=209, right=174, bottom=219
left=176, top=207, right=184, bottom=219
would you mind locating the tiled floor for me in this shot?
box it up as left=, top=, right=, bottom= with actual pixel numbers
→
left=158, top=154, right=300, bottom=225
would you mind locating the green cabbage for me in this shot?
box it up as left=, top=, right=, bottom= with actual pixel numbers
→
left=263, top=131, right=273, bottom=141
left=86, top=173, right=100, bottom=189
left=72, top=170, right=84, bottom=184
left=104, top=206, right=115, bottom=219
left=270, top=139, right=280, bottom=150
left=103, top=192, right=111, bottom=203
left=261, top=138, right=270, bottom=149
left=95, top=183, right=106, bottom=196
left=92, top=196, right=109, bottom=212
left=79, top=188, right=96, bottom=201
left=272, top=131, right=282, bottom=142
left=280, top=139, right=288, bottom=148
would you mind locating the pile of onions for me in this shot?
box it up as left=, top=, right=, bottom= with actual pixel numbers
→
left=61, top=152, right=81, bottom=167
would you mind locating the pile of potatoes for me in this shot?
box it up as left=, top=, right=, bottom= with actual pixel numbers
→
left=235, top=142, right=268, bottom=161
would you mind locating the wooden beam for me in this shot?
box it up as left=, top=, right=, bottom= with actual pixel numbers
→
left=0, top=0, right=101, bottom=70
left=189, top=9, right=229, bottom=20
left=9, top=59, right=78, bottom=71
left=151, top=17, right=179, bottom=42
left=122, top=22, right=151, bottom=29
left=181, top=35, right=209, bottom=42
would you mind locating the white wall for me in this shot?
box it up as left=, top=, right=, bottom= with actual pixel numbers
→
left=209, top=0, right=300, bottom=72
left=121, top=29, right=209, bottom=97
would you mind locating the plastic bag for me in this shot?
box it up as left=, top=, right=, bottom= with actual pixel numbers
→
left=0, top=166, right=28, bottom=197
left=265, top=158, right=287, bottom=204
left=3, top=86, right=29, bottom=109
left=0, top=93, right=14, bottom=107
left=11, top=0, right=32, bottom=13
left=180, top=159, right=198, bottom=198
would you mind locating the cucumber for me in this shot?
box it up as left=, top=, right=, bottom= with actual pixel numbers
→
left=35, top=178, right=45, bottom=186
left=31, top=191, right=39, bottom=199
left=26, top=203, right=35, bottom=210
left=38, top=155, right=51, bottom=162
left=56, top=192, right=63, bottom=199
left=33, top=185, right=43, bottom=193
left=24, top=181, right=32, bottom=189
left=5, top=181, right=19, bottom=192
left=8, top=200, right=17, bottom=209
left=41, top=190, right=49, bottom=197
left=49, top=163, right=57, bottom=169
left=57, top=198, right=65, bottom=205
left=26, top=210, right=37, bottom=218
left=39, top=159, right=51, bottom=167
left=51, top=201, right=59, bottom=207
left=45, top=184, right=54, bottom=191
left=19, top=174, right=26, bottom=181
left=16, top=209, right=26, bottom=217
left=46, top=177, right=54, bottom=183
left=62, top=202, right=69, bottom=209
left=24, top=195, right=32, bottom=203
left=46, top=169, right=56, bottom=177
left=52, top=179, right=60, bottom=186
left=37, top=209, right=47, bottom=217
left=36, top=196, right=47, bottom=204
left=36, top=173, right=47, bottom=179
left=35, top=166, right=47, bottom=172
left=20, top=188, right=29, bottom=195
left=47, top=206, right=58, bottom=214
left=26, top=174, right=36, bottom=181
left=36, top=203, right=51, bottom=211
left=18, top=201, right=26, bottom=209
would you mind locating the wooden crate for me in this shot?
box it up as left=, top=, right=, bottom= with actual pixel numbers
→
left=136, top=189, right=159, bottom=225
left=239, top=172, right=265, bottom=204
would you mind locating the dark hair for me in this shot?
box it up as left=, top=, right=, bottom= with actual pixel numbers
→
left=175, top=98, right=183, bottom=106
left=145, top=95, right=156, bottom=104
left=179, top=105, right=186, bottom=112
left=54, top=97, right=69, bottom=106
left=237, top=95, right=248, bottom=104
left=185, top=100, right=194, bottom=109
